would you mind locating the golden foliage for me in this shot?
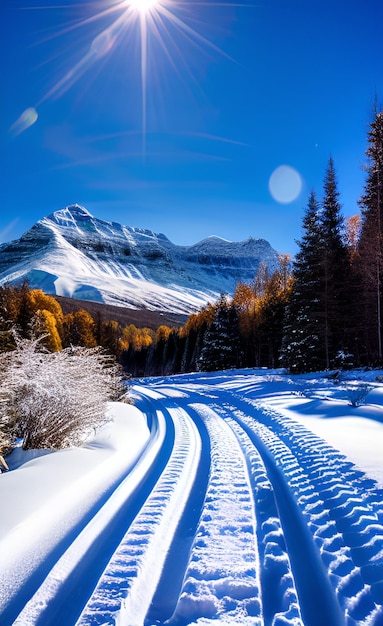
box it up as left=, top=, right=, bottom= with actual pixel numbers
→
left=31, top=309, right=63, bottom=352
left=120, top=324, right=154, bottom=351
left=64, top=309, right=97, bottom=347
left=29, top=290, right=64, bottom=323
left=179, top=302, right=217, bottom=338
left=345, top=214, right=361, bottom=259
left=155, top=325, right=173, bottom=342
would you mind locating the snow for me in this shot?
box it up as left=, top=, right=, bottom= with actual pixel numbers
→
left=3, top=403, right=145, bottom=525
left=255, top=371, right=383, bottom=487
left=0, top=403, right=150, bottom=622
left=1, top=369, right=383, bottom=625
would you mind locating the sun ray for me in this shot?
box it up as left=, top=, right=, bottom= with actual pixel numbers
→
left=139, top=11, right=148, bottom=153
left=13, top=0, right=243, bottom=143
left=158, top=4, right=235, bottom=62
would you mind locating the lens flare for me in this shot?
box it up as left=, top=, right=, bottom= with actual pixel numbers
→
left=9, top=107, right=38, bottom=137
left=268, top=165, right=303, bottom=204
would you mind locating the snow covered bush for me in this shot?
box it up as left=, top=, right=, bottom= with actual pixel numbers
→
left=333, top=350, right=354, bottom=370
left=0, top=334, right=125, bottom=450
left=344, top=382, right=372, bottom=407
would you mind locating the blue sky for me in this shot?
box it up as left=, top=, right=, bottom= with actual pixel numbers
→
left=1, top=0, right=382, bottom=255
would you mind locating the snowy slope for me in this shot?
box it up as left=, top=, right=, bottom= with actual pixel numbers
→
left=1, top=369, right=383, bottom=625
left=0, top=205, right=278, bottom=314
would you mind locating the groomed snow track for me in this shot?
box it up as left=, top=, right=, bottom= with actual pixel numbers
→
left=4, top=373, right=383, bottom=625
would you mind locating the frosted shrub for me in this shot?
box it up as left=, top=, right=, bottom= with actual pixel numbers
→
left=0, top=335, right=125, bottom=450
left=344, top=382, right=372, bottom=407
left=292, top=379, right=312, bottom=397
left=334, top=350, right=354, bottom=370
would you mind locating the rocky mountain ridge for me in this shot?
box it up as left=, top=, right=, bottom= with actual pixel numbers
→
left=0, top=204, right=279, bottom=314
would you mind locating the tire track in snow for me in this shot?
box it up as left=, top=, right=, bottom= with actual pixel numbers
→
left=218, top=391, right=383, bottom=625
left=248, top=397, right=383, bottom=624
left=223, top=414, right=303, bottom=626
left=9, top=374, right=383, bottom=626
left=145, top=404, right=211, bottom=624
left=76, top=393, right=202, bottom=626
left=211, top=398, right=344, bottom=626
left=11, top=396, right=173, bottom=626
left=167, top=402, right=262, bottom=626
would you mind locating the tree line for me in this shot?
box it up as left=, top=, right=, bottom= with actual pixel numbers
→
left=0, top=283, right=158, bottom=357
left=121, top=255, right=293, bottom=376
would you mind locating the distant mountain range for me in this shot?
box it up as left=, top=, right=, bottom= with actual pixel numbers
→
left=0, top=204, right=279, bottom=314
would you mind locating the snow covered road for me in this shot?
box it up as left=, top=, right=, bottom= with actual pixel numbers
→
left=1, top=370, right=383, bottom=625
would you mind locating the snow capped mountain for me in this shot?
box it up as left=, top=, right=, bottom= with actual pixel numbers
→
left=0, top=204, right=279, bottom=314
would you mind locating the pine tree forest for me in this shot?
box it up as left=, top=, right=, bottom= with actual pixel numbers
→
left=0, top=108, right=382, bottom=376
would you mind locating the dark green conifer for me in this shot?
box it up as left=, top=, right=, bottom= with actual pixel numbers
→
left=281, top=192, right=324, bottom=372
left=320, top=157, right=350, bottom=368
left=357, top=109, right=383, bottom=363
left=198, top=296, right=240, bottom=372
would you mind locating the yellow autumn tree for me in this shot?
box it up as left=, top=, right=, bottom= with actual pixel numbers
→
left=179, top=302, right=217, bottom=339
left=155, top=325, right=173, bottom=342
left=31, top=309, right=63, bottom=352
left=29, top=290, right=64, bottom=323
left=64, top=310, right=97, bottom=347
left=0, top=284, right=20, bottom=325
left=121, top=324, right=154, bottom=351
left=29, top=290, right=64, bottom=338
left=233, top=282, right=259, bottom=338
left=345, top=214, right=361, bottom=261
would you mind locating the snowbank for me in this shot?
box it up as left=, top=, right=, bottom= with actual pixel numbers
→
left=0, top=403, right=149, bottom=614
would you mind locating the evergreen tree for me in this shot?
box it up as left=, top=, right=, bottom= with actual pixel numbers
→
left=198, top=295, right=240, bottom=372
left=162, top=329, right=179, bottom=375
left=281, top=192, right=325, bottom=372
left=357, top=109, right=383, bottom=363
left=343, top=215, right=363, bottom=366
left=320, top=157, right=350, bottom=367
left=171, top=332, right=185, bottom=374
left=180, top=326, right=198, bottom=373
left=192, top=320, right=209, bottom=371
left=178, top=304, right=216, bottom=373
left=282, top=159, right=351, bottom=373
left=121, top=344, right=148, bottom=377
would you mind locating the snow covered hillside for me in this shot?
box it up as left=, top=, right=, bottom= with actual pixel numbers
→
left=0, top=205, right=278, bottom=314
left=1, top=368, right=383, bottom=625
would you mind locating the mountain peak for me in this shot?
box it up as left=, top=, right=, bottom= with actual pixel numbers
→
left=65, top=204, right=92, bottom=217
left=48, top=204, right=93, bottom=227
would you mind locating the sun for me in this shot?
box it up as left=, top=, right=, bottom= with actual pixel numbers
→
left=126, top=0, right=160, bottom=14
